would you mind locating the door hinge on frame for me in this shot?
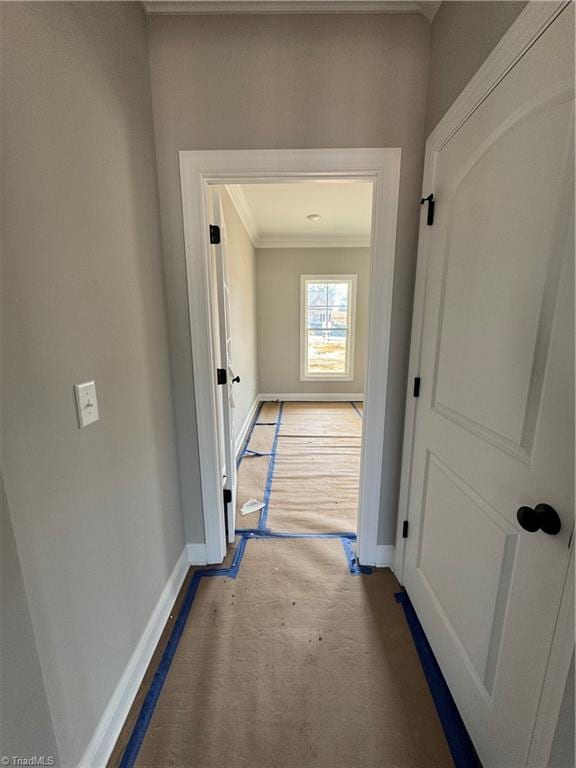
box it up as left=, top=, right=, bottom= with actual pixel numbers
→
left=216, top=368, right=227, bottom=385
left=420, top=193, right=435, bottom=226
left=209, top=224, right=221, bottom=244
left=402, top=520, right=409, bottom=539
left=223, top=488, right=231, bottom=540
left=413, top=377, right=421, bottom=398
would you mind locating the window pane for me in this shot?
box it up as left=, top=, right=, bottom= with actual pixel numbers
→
left=307, top=307, right=348, bottom=329
left=328, top=306, right=348, bottom=329
left=307, top=283, right=327, bottom=307
left=307, top=330, right=347, bottom=374
left=307, top=309, right=329, bottom=329
left=326, top=282, right=349, bottom=308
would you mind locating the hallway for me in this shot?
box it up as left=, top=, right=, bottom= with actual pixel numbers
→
left=109, top=403, right=457, bottom=767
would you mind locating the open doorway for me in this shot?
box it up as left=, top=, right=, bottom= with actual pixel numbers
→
left=213, top=181, right=373, bottom=540
left=179, top=148, right=401, bottom=566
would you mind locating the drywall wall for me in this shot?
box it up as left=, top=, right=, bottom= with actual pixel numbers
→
left=147, top=12, right=431, bottom=545
left=221, top=190, right=259, bottom=442
left=256, top=248, right=370, bottom=395
left=0, top=468, right=59, bottom=764
left=1, top=4, right=183, bottom=764
left=426, top=1, right=527, bottom=132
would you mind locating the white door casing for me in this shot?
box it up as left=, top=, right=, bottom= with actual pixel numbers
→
left=398, top=6, right=574, bottom=767
left=211, top=190, right=238, bottom=544
left=179, top=149, right=401, bottom=565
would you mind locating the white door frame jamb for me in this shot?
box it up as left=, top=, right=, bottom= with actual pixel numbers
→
left=179, top=148, right=401, bottom=566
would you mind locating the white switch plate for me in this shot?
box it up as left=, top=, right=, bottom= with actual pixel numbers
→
left=74, top=381, right=99, bottom=428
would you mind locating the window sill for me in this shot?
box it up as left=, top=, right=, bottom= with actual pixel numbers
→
left=300, top=374, right=355, bottom=382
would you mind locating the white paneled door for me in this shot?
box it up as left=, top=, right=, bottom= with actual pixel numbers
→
left=403, top=7, right=574, bottom=767
left=212, top=190, right=238, bottom=544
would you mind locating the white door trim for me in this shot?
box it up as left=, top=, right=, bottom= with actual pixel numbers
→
left=179, top=148, right=401, bottom=566
left=394, top=2, right=573, bottom=762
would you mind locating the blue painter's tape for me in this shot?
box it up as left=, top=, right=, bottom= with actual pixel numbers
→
left=236, top=401, right=264, bottom=469
left=259, top=401, right=285, bottom=529
left=236, top=528, right=357, bottom=540
left=118, top=536, right=251, bottom=768
left=394, top=591, right=481, bottom=768
left=118, top=570, right=203, bottom=768
left=350, top=401, right=363, bottom=418
left=341, top=536, right=372, bottom=575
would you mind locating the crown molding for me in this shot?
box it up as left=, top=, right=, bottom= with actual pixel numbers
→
left=144, top=0, right=434, bottom=17
left=255, top=236, right=371, bottom=249
left=224, top=185, right=259, bottom=244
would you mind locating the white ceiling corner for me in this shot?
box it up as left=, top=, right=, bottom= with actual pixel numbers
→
left=225, top=185, right=259, bottom=245
left=416, top=1, right=441, bottom=23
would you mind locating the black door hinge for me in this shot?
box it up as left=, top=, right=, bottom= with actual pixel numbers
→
left=402, top=520, right=409, bottom=539
left=209, top=224, right=221, bottom=244
left=223, top=488, right=231, bottom=540
left=413, top=377, right=421, bottom=398
left=216, top=368, right=227, bottom=385
left=420, top=193, right=435, bottom=226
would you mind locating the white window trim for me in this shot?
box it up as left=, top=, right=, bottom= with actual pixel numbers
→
left=300, top=274, right=357, bottom=382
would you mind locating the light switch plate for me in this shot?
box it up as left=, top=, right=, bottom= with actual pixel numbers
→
left=74, top=381, right=99, bottom=428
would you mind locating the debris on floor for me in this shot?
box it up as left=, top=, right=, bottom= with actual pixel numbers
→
left=240, top=497, right=265, bottom=516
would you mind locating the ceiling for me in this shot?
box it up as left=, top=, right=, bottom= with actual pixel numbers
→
left=226, top=181, right=373, bottom=248
left=144, top=1, right=441, bottom=21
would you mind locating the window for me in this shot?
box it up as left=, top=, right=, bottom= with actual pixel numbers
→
left=300, top=275, right=357, bottom=381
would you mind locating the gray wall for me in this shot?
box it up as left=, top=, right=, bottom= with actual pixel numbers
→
left=1, top=4, right=183, bottom=764
left=256, top=248, right=370, bottom=395
left=0, top=469, right=59, bottom=765
left=221, top=190, right=259, bottom=441
left=147, top=12, right=431, bottom=545
left=426, top=1, right=527, bottom=132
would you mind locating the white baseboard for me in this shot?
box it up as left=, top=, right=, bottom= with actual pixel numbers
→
left=78, top=546, right=190, bottom=768
left=371, top=544, right=395, bottom=568
left=186, top=542, right=208, bottom=565
left=234, top=397, right=259, bottom=458
left=258, top=393, right=364, bottom=402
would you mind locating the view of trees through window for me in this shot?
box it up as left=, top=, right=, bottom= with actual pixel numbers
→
left=305, top=280, right=351, bottom=375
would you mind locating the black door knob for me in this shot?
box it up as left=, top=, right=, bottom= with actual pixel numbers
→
left=232, top=375, right=240, bottom=384
left=516, top=504, right=561, bottom=535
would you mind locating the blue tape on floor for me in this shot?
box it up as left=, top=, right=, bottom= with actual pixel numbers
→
left=237, top=527, right=358, bottom=540
left=259, top=401, right=284, bottom=529
left=119, top=397, right=371, bottom=768
left=341, top=536, right=372, bottom=575
left=118, top=536, right=250, bottom=768
left=236, top=402, right=264, bottom=469
left=350, top=401, right=363, bottom=418
left=394, top=591, right=482, bottom=768
left=118, top=526, right=374, bottom=768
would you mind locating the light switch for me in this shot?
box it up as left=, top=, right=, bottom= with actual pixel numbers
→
left=74, top=381, right=99, bottom=428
